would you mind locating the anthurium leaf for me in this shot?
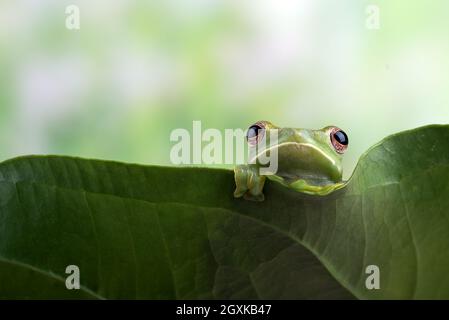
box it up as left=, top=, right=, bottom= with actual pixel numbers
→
left=0, top=124, right=448, bottom=299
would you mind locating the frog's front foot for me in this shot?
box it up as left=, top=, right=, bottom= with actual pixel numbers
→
left=233, top=165, right=266, bottom=202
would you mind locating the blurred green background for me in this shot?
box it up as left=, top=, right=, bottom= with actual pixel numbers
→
left=1, top=1, right=448, bottom=178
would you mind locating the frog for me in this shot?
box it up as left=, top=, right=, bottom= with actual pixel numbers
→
left=234, top=121, right=349, bottom=201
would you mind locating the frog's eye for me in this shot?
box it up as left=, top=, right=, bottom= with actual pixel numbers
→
left=330, top=127, right=349, bottom=154
left=246, top=122, right=265, bottom=145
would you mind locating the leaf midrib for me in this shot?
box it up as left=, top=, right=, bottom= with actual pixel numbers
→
left=0, top=256, right=104, bottom=299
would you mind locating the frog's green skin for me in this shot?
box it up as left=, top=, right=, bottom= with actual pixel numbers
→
left=234, top=121, right=347, bottom=201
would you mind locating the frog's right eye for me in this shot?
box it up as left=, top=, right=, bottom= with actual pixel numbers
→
left=246, top=122, right=265, bottom=145
left=330, top=127, right=349, bottom=154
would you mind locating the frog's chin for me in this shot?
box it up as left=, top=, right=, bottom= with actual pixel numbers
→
left=267, top=173, right=339, bottom=186
left=267, top=175, right=346, bottom=196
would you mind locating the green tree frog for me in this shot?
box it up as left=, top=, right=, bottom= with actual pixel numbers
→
left=234, top=121, right=349, bottom=201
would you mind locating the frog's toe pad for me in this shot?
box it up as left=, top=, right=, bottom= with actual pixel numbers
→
left=233, top=189, right=246, bottom=198
left=243, top=192, right=265, bottom=202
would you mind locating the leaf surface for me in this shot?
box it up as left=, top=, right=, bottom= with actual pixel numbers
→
left=1, top=125, right=449, bottom=299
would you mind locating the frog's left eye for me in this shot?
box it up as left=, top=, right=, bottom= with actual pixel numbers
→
left=246, top=122, right=266, bottom=145
left=330, top=127, right=348, bottom=154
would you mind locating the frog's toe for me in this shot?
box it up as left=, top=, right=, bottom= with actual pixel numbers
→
left=233, top=188, right=246, bottom=198
left=243, top=192, right=265, bottom=202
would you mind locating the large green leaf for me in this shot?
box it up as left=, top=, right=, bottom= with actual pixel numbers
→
left=0, top=124, right=449, bottom=299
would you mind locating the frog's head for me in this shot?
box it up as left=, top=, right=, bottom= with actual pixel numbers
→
left=246, top=121, right=349, bottom=185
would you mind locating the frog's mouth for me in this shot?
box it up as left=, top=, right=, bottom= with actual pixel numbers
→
left=279, top=142, right=338, bottom=165
left=250, top=141, right=342, bottom=183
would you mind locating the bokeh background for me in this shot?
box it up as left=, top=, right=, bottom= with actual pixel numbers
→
left=1, top=0, right=448, bottom=178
